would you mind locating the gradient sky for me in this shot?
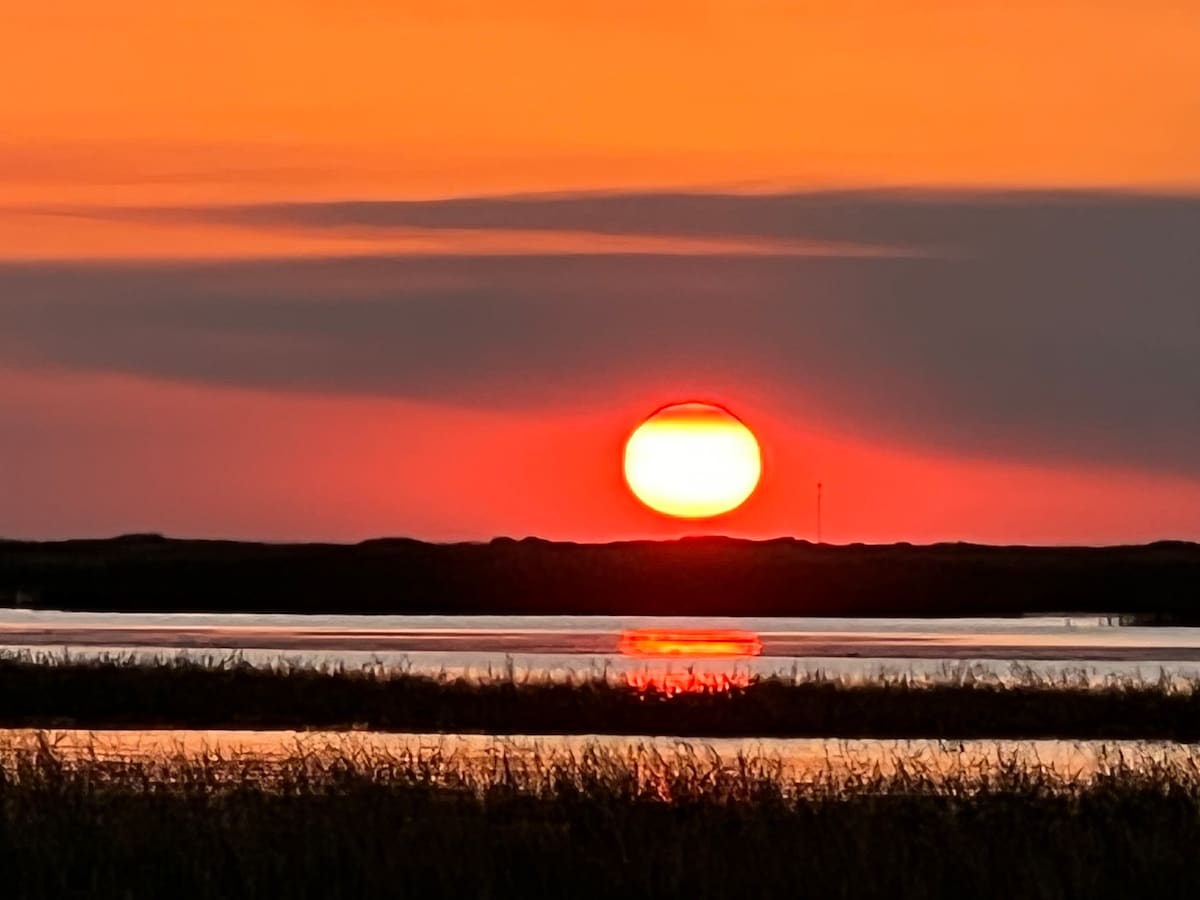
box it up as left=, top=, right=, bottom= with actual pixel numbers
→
left=2, top=1, right=1199, bottom=543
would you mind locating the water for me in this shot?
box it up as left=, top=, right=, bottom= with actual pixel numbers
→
left=3, top=609, right=1200, bottom=680
left=5, top=612, right=1197, bottom=781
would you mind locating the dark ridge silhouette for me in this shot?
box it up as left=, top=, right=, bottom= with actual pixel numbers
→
left=2, top=535, right=1199, bottom=618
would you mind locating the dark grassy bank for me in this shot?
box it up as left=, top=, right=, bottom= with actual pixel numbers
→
left=3, top=533, right=1200, bottom=618
left=4, top=655, right=1200, bottom=740
left=2, top=741, right=1199, bottom=900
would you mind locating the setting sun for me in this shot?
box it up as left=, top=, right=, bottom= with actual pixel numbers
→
left=623, top=403, right=762, bottom=518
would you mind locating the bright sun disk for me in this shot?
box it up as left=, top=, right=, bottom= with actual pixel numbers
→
left=623, top=402, right=762, bottom=518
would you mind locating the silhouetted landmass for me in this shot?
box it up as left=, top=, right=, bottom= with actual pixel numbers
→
left=3, top=655, right=1199, bottom=740
left=2, top=534, right=1199, bottom=618
left=3, top=738, right=1199, bottom=899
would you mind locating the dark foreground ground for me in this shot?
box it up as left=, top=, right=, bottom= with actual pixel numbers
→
left=3, top=534, right=1200, bottom=618
left=2, top=743, right=1199, bottom=900
left=5, top=655, right=1200, bottom=740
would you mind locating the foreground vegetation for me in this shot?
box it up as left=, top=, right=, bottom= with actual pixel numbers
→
left=2, top=737, right=1199, bottom=898
left=4, top=653, right=1200, bottom=740
left=4, top=533, right=1199, bottom=617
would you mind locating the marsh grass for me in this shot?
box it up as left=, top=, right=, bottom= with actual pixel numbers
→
left=2, top=736, right=1200, bottom=899
left=3, top=651, right=1200, bottom=740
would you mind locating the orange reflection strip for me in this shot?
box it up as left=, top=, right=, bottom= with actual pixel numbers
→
left=624, top=669, right=753, bottom=696
left=618, top=629, right=763, bottom=658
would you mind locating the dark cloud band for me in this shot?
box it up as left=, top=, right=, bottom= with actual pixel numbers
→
left=2, top=189, right=1198, bottom=476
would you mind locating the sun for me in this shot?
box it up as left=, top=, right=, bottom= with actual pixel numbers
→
left=623, top=402, right=762, bottom=518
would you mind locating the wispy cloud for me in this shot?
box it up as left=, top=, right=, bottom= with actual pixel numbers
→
left=117, top=187, right=1200, bottom=253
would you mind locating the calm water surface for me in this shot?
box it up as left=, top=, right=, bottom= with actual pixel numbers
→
left=3, top=609, right=1199, bottom=680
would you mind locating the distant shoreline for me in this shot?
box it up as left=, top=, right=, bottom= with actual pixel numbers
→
left=2, top=534, right=1199, bottom=620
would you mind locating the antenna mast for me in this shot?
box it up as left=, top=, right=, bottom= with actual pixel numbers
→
left=817, top=482, right=823, bottom=544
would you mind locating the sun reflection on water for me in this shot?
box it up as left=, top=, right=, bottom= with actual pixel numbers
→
left=618, top=629, right=762, bottom=658
left=623, top=669, right=754, bottom=695
left=619, top=628, right=761, bottom=695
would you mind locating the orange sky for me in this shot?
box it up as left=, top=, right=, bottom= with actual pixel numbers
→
left=2, top=1, right=1199, bottom=544
left=3, top=1, right=1199, bottom=204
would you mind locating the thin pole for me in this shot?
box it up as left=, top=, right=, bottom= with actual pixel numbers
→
left=817, top=482, right=823, bottom=544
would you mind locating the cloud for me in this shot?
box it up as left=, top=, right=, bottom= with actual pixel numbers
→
left=2, top=189, right=1198, bottom=477
left=131, top=188, right=1200, bottom=254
